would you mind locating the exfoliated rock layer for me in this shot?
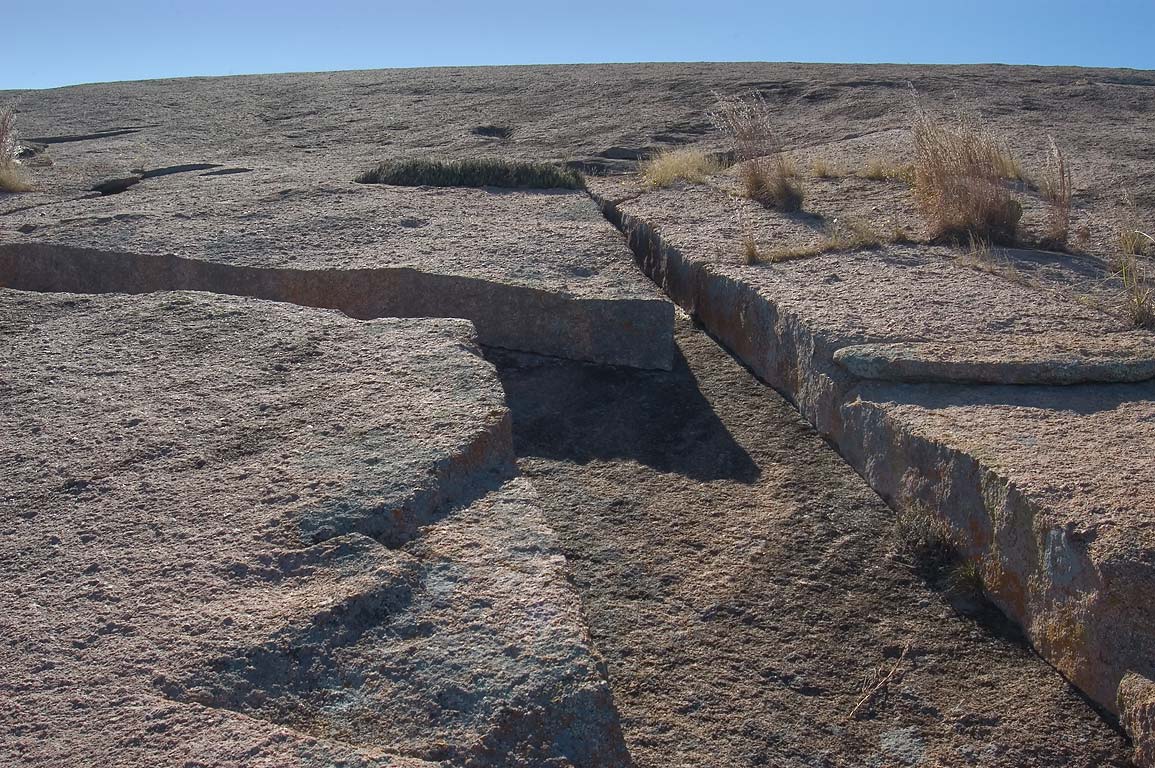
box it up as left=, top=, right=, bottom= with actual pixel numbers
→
left=0, top=289, right=628, bottom=767
left=588, top=171, right=1155, bottom=728
left=1, top=174, right=672, bottom=369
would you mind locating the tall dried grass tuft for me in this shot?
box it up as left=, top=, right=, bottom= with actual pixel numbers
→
left=1120, top=195, right=1152, bottom=259
left=909, top=100, right=1021, bottom=245
left=1040, top=136, right=1072, bottom=248
left=711, top=92, right=804, bottom=212
left=1113, top=195, right=1154, bottom=328
left=1119, top=238, right=1155, bottom=330
left=0, top=107, right=31, bottom=193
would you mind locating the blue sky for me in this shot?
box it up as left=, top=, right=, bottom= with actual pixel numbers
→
left=5, top=0, right=1153, bottom=90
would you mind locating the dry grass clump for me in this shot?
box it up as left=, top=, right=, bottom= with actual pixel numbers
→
left=993, top=152, right=1025, bottom=183
left=0, top=107, right=31, bottom=193
left=356, top=158, right=583, bottom=190
left=757, top=217, right=890, bottom=264
left=641, top=147, right=721, bottom=187
left=1121, top=228, right=1151, bottom=258
left=741, top=233, right=761, bottom=265
left=1039, top=136, right=1072, bottom=248
left=761, top=243, right=823, bottom=263
left=1120, top=196, right=1152, bottom=258
left=1118, top=246, right=1155, bottom=329
left=893, top=505, right=955, bottom=575
left=711, top=92, right=804, bottom=212
left=744, top=156, right=803, bottom=212
left=825, top=217, right=883, bottom=251
left=810, top=158, right=837, bottom=178
left=910, top=102, right=1022, bottom=245
left=893, top=504, right=986, bottom=596
left=859, top=159, right=913, bottom=183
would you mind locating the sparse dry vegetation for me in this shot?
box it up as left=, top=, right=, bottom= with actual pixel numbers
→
left=949, top=559, right=986, bottom=598
left=1075, top=224, right=1092, bottom=248
left=825, top=217, right=883, bottom=251
left=741, top=233, right=761, bottom=265
left=893, top=504, right=955, bottom=576
left=1040, top=136, right=1072, bottom=248
left=859, top=159, right=912, bottom=182
left=356, top=158, right=583, bottom=189
left=711, top=92, right=804, bottom=212
left=1120, top=196, right=1152, bottom=258
left=641, top=147, right=721, bottom=187
left=893, top=504, right=986, bottom=596
left=954, top=236, right=1040, bottom=289
left=909, top=100, right=1022, bottom=245
left=756, top=217, right=895, bottom=263
left=1119, top=248, right=1155, bottom=329
left=810, top=158, right=836, bottom=178
left=1121, top=228, right=1149, bottom=258
left=1115, top=194, right=1155, bottom=328
left=0, top=107, right=31, bottom=193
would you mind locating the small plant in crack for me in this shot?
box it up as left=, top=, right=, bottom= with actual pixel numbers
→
left=0, top=106, right=32, bottom=193
left=948, top=559, right=986, bottom=599
left=893, top=504, right=988, bottom=600
left=893, top=504, right=956, bottom=579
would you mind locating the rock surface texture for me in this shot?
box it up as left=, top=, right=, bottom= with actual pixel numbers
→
left=0, top=179, right=672, bottom=369
left=0, top=290, right=628, bottom=767
left=1122, top=674, right=1155, bottom=768
left=3, top=61, right=1155, bottom=765
left=589, top=163, right=1155, bottom=756
left=491, top=316, right=1131, bottom=767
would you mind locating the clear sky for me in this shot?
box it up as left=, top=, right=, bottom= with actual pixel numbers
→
left=5, top=0, right=1153, bottom=90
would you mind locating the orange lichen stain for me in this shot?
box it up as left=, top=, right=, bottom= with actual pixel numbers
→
left=982, top=562, right=1027, bottom=619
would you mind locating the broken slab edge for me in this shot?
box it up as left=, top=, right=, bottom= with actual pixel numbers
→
left=1120, top=673, right=1155, bottom=768
left=834, top=341, right=1155, bottom=385
left=593, top=190, right=1155, bottom=717
left=0, top=242, right=675, bottom=371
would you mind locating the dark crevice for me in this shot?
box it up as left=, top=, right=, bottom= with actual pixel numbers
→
left=141, top=163, right=223, bottom=179
left=471, top=125, right=513, bottom=139
left=25, top=128, right=143, bottom=144
left=201, top=167, right=253, bottom=176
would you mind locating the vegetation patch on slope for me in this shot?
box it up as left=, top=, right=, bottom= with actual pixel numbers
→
left=356, top=158, right=583, bottom=190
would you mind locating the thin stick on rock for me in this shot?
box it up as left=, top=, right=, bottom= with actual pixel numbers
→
left=849, top=644, right=910, bottom=720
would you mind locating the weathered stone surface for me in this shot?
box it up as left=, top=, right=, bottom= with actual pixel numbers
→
left=1120, top=673, right=1155, bottom=768
left=3, top=61, right=1154, bottom=764
left=0, top=289, right=627, bottom=766
left=834, top=334, right=1155, bottom=384
left=591, top=173, right=1155, bottom=718
left=1, top=176, right=672, bottom=369
left=842, top=380, right=1155, bottom=710
left=493, top=316, right=1131, bottom=766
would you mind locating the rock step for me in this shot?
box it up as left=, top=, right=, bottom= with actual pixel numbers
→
left=0, top=242, right=674, bottom=370
left=835, top=334, right=1155, bottom=384
left=591, top=188, right=1155, bottom=759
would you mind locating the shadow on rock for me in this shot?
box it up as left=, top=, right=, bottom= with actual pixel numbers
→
left=486, top=345, right=760, bottom=484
